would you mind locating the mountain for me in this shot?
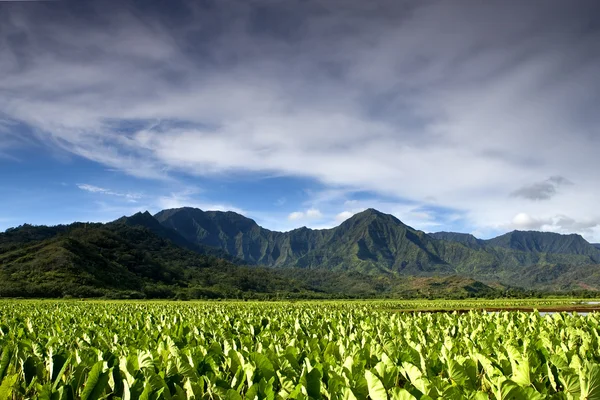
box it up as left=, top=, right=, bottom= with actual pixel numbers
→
left=430, top=232, right=484, bottom=249
left=484, top=230, right=600, bottom=261
left=155, top=207, right=600, bottom=289
left=155, top=208, right=453, bottom=273
left=0, top=218, right=499, bottom=299
left=3, top=206, right=600, bottom=296
left=113, top=211, right=243, bottom=263
left=0, top=221, right=292, bottom=299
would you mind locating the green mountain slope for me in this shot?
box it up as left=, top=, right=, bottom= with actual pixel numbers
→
left=155, top=207, right=600, bottom=289
left=4, top=207, right=600, bottom=295
left=0, top=221, right=307, bottom=298
left=155, top=208, right=455, bottom=273
left=430, top=232, right=484, bottom=249
left=113, top=211, right=243, bottom=263
left=0, top=219, right=499, bottom=298
left=484, top=230, right=600, bottom=261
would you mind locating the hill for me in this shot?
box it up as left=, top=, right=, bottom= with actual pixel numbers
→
left=155, top=207, right=600, bottom=290
left=3, top=207, right=600, bottom=297
left=0, top=218, right=499, bottom=299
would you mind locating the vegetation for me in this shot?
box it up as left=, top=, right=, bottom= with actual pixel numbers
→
left=155, top=207, right=600, bottom=290
left=3, top=207, right=600, bottom=298
left=1, top=300, right=600, bottom=399
left=0, top=220, right=505, bottom=299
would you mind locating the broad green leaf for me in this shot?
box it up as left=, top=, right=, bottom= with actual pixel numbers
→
left=0, top=346, right=12, bottom=382
left=365, top=370, right=387, bottom=400
left=560, top=368, right=581, bottom=397
left=225, top=389, right=243, bottom=400
left=0, top=374, right=17, bottom=400
left=81, top=362, right=110, bottom=400
left=447, top=359, right=469, bottom=387
left=390, top=387, right=416, bottom=400
left=305, top=368, right=321, bottom=399
left=582, top=363, right=600, bottom=400
left=506, top=346, right=531, bottom=387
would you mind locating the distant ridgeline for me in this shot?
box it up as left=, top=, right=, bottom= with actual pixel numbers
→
left=1, top=207, right=599, bottom=299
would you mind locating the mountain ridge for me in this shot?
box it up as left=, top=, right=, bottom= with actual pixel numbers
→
left=3, top=207, right=600, bottom=295
left=0, top=218, right=501, bottom=299
left=153, top=207, right=600, bottom=289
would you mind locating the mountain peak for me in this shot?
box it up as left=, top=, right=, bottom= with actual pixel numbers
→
left=346, top=208, right=407, bottom=226
left=114, top=210, right=158, bottom=226
left=361, top=208, right=384, bottom=215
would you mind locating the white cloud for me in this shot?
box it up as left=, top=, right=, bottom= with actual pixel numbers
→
left=77, top=184, right=142, bottom=202
left=2, top=1, right=600, bottom=239
left=511, top=213, right=544, bottom=230
left=335, top=211, right=354, bottom=223
left=288, top=208, right=323, bottom=221
left=305, top=208, right=323, bottom=219
left=505, top=212, right=600, bottom=239
left=288, top=211, right=304, bottom=221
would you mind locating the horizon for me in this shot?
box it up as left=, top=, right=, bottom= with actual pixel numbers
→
left=2, top=1, right=600, bottom=240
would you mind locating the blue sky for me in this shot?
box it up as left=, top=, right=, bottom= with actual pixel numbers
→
left=0, top=143, right=468, bottom=234
left=1, top=0, right=600, bottom=240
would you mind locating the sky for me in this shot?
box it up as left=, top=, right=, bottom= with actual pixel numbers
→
left=1, top=0, right=600, bottom=240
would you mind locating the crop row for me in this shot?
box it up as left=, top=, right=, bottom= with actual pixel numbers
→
left=0, top=301, right=599, bottom=399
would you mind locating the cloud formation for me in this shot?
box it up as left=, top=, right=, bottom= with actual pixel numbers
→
left=2, top=0, right=600, bottom=238
left=511, top=176, right=573, bottom=201
left=509, top=212, right=600, bottom=238
left=288, top=208, right=323, bottom=221
left=77, top=184, right=141, bottom=202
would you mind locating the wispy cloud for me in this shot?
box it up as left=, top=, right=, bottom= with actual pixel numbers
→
left=2, top=1, right=600, bottom=239
left=77, top=184, right=142, bottom=202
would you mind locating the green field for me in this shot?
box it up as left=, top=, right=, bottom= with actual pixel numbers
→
left=1, top=300, right=600, bottom=399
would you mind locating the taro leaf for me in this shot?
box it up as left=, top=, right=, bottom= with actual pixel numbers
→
left=139, top=382, right=155, bottom=400
left=0, top=374, right=17, bottom=400
left=341, top=387, right=358, bottom=400
left=496, top=379, right=525, bottom=400
left=390, top=387, right=416, bottom=400
left=0, top=346, right=13, bottom=382
left=506, top=346, right=531, bottom=387
left=472, top=392, right=489, bottom=400
left=365, top=370, right=387, bottom=400
left=521, top=387, right=543, bottom=400
left=582, top=363, right=600, bottom=400
left=559, top=368, right=581, bottom=397
left=254, top=353, right=275, bottom=381
left=81, top=361, right=110, bottom=400
left=306, top=368, right=322, bottom=399
left=38, top=383, right=53, bottom=400
left=224, top=389, right=242, bottom=400
left=447, top=359, right=469, bottom=387
left=52, top=355, right=72, bottom=391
